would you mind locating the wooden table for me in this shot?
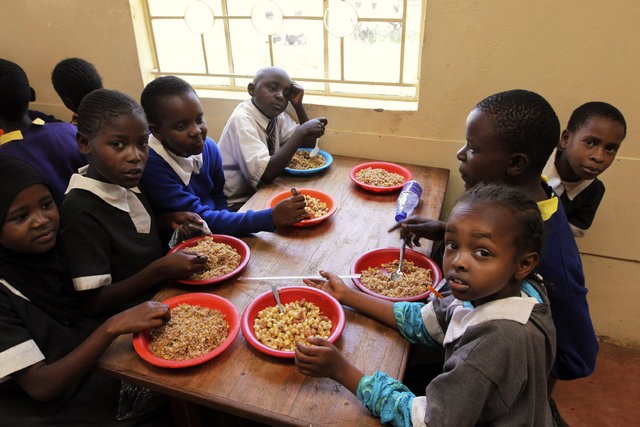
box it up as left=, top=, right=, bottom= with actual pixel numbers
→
left=96, top=155, right=449, bottom=426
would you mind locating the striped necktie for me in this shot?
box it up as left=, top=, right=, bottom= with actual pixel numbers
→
left=266, top=117, right=277, bottom=155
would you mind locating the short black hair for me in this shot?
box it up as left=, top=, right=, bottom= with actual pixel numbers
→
left=51, top=58, right=103, bottom=113
left=77, top=89, right=146, bottom=139
left=140, top=76, right=195, bottom=125
left=566, top=101, right=627, bottom=139
left=252, top=66, right=290, bottom=85
left=475, top=89, right=560, bottom=174
left=455, top=182, right=544, bottom=256
left=0, top=58, right=32, bottom=121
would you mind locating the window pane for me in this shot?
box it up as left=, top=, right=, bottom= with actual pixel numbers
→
left=148, top=0, right=191, bottom=16
left=273, top=20, right=324, bottom=79
left=344, top=22, right=401, bottom=83
left=278, top=0, right=322, bottom=16
left=152, top=20, right=206, bottom=73
left=228, top=20, right=271, bottom=75
left=352, top=0, right=404, bottom=19
left=227, top=0, right=260, bottom=15
left=203, top=23, right=231, bottom=75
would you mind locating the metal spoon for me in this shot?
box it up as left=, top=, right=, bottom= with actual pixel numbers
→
left=271, top=283, right=284, bottom=314
left=390, top=240, right=406, bottom=282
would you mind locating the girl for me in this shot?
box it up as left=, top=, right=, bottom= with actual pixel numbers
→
left=0, top=155, right=171, bottom=425
left=58, top=89, right=207, bottom=315
left=544, top=101, right=627, bottom=237
left=296, top=183, right=557, bottom=426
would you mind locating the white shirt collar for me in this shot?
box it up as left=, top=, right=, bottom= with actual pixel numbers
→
left=443, top=292, right=539, bottom=345
left=545, top=154, right=594, bottom=200
left=66, top=167, right=151, bottom=233
left=148, top=135, right=203, bottom=186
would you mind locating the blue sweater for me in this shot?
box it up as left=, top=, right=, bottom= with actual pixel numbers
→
left=140, top=137, right=274, bottom=236
left=538, top=183, right=598, bottom=380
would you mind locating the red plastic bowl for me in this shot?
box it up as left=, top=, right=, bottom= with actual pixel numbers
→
left=351, top=247, right=443, bottom=302
left=241, top=286, right=346, bottom=358
left=349, top=161, right=413, bottom=193
left=168, top=234, right=250, bottom=285
left=266, top=188, right=337, bottom=227
left=133, top=293, right=240, bottom=368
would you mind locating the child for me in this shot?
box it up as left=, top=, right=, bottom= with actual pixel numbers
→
left=391, top=89, right=598, bottom=422
left=0, top=58, right=87, bottom=206
left=58, top=89, right=207, bottom=315
left=297, top=184, right=556, bottom=426
left=0, top=155, right=171, bottom=425
left=217, top=67, right=328, bottom=210
left=51, top=57, right=104, bottom=125
left=543, top=102, right=627, bottom=237
left=139, top=75, right=308, bottom=235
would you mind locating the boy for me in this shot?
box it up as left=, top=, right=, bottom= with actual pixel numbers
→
left=139, top=76, right=308, bottom=236
left=392, top=89, right=598, bottom=424
left=0, top=58, right=87, bottom=205
left=51, top=57, right=104, bottom=125
left=543, top=102, right=627, bottom=237
left=217, top=67, right=327, bottom=210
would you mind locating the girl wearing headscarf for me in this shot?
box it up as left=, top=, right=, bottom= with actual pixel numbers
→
left=0, top=155, right=171, bottom=425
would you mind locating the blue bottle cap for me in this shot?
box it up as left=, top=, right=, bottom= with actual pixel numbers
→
left=395, top=212, right=407, bottom=222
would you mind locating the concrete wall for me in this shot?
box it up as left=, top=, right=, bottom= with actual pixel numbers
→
left=1, top=0, right=638, bottom=345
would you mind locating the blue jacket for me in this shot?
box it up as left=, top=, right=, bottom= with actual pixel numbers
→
left=140, top=137, right=274, bottom=236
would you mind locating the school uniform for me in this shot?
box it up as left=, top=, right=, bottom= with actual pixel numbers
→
left=0, top=118, right=87, bottom=206
left=58, top=169, right=164, bottom=311
left=140, top=135, right=274, bottom=236
left=355, top=281, right=556, bottom=426
left=537, top=182, right=599, bottom=380
left=217, top=99, right=298, bottom=206
left=544, top=157, right=605, bottom=237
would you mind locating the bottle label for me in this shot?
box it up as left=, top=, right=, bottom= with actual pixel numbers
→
left=402, top=180, right=423, bottom=197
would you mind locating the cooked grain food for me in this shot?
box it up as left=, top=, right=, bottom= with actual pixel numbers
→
left=355, top=167, right=405, bottom=187
left=288, top=150, right=326, bottom=170
left=360, top=260, right=432, bottom=298
left=148, top=304, right=229, bottom=361
left=186, top=237, right=241, bottom=280
left=253, top=299, right=332, bottom=351
left=303, top=194, right=328, bottom=218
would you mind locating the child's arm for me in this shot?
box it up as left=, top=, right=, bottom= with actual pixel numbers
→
left=389, top=216, right=446, bottom=248
left=289, top=80, right=309, bottom=124
left=13, top=301, right=169, bottom=401
left=260, top=117, right=327, bottom=184
left=303, top=271, right=397, bottom=328
left=295, top=338, right=416, bottom=426
left=79, top=251, right=207, bottom=315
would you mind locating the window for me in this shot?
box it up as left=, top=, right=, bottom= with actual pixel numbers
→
left=134, top=0, right=427, bottom=108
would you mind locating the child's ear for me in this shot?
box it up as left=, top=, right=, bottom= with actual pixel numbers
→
left=506, top=153, right=529, bottom=177
left=29, top=87, right=36, bottom=102
left=148, top=123, right=162, bottom=141
left=515, top=252, right=538, bottom=280
left=76, top=131, right=91, bottom=155
left=247, top=82, right=255, bottom=97
left=559, top=130, right=570, bottom=149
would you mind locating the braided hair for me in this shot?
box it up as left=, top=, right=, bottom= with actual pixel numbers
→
left=77, top=89, right=146, bottom=139
left=566, top=101, right=627, bottom=139
left=51, top=58, right=103, bottom=113
left=475, top=89, right=560, bottom=174
left=140, top=76, right=196, bottom=125
left=455, top=183, right=544, bottom=258
left=0, top=58, right=32, bottom=121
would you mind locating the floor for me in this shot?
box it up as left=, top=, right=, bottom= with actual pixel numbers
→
left=552, top=341, right=640, bottom=426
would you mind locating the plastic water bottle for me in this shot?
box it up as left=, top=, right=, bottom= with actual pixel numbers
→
left=395, top=180, right=423, bottom=222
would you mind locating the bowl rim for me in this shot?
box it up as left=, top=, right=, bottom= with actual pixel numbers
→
left=132, top=292, right=240, bottom=368
left=241, top=285, right=346, bottom=358
left=168, top=234, right=250, bottom=285
left=284, top=148, right=333, bottom=175
left=265, top=187, right=337, bottom=227
left=348, top=161, right=413, bottom=193
left=350, top=247, right=443, bottom=302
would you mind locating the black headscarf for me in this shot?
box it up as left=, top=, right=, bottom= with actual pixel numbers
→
left=0, top=155, right=82, bottom=323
